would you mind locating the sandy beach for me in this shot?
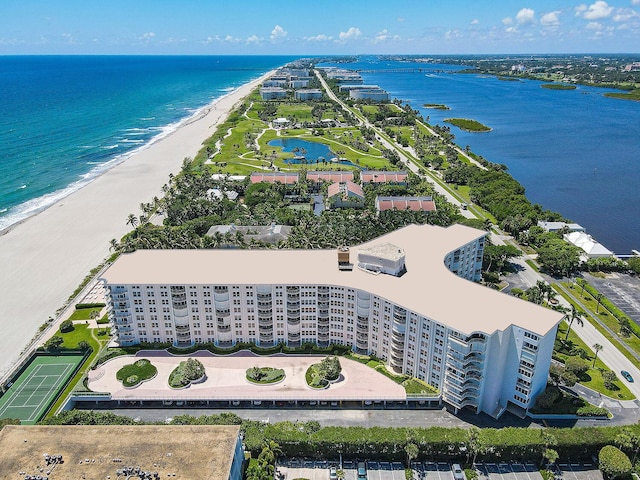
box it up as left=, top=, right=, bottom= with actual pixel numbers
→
left=0, top=70, right=275, bottom=381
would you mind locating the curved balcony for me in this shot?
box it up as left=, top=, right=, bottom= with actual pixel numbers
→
left=317, top=317, right=329, bottom=326
left=318, top=286, right=330, bottom=293
left=217, top=325, right=231, bottom=333
left=391, top=330, right=405, bottom=345
left=214, top=292, right=230, bottom=302
left=356, top=325, right=368, bottom=335
left=390, top=342, right=404, bottom=356
left=356, top=333, right=368, bottom=342
left=317, top=293, right=330, bottom=300
left=259, top=326, right=274, bottom=334
left=317, top=309, right=329, bottom=318
left=256, top=285, right=272, bottom=295
left=215, top=309, right=230, bottom=317
left=288, top=332, right=301, bottom=341
left=287, top=318, right=300, bottom=326
left=213, top=286, right=228, bottom=293
left=317, top=300, right=330, bottom=308
left=356, top=337, right=368, bottom=349
left=287, top=309, right=300, bottom=317
left=286, top=286, right=300, bottom=294
left=318, top=326, right=329, bottom=335
left=217, top=331, right=233, bottom=343
left=259, top=318, right=273, bottom=327
left=389, top=355, right=404, bottom=370
left=258, top=308, right=273, bottom=317
left=216, top=339, right=235, bottom=349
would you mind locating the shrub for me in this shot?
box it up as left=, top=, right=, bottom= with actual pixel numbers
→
left=60, top=319, right=74, bottom=333
left=169, top=358, right=206, bottom=388
left=44, top=335, right=64, bottom=351
left=246, top=366, right=285, bottom=384
left=318, top=356, right=342, bottom=381
left=116, top=358, right=158, bottom=387
left=534, top=385, right=561, bottom=410
left=599, top=445, right=631, bottom=479
left=305, top=365, right=328, bottom=389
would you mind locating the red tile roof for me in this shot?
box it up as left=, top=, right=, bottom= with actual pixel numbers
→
left=327, top=181, right=364, bottom=198
left=375, top=196, right=436, bottom=212
left=307, top=171, right=354, bottom=183
left=361, top=171, right=408, bottom=183
left=250, top=172, right=299, bottom=185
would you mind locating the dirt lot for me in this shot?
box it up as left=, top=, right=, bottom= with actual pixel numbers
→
left=0, top=424, right=239, bottom=479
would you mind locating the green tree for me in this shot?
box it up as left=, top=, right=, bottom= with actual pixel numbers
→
left=405, top=442, right=419, bottom=467
left=59, top=319, right=74, bottom=333
left=595, top=293, right=604, bottom=314
left=564, top=305, right=584, bottom=341
left=627, top=256, right=640, bottom=274
left=44, top=335, right=63, bottom=351
left=599, top=445, right=632, bottom=480
left=592, top=343, right=603, bottom=367
left=77, top=340, right=90, bottom=351
left=603, top=370, right=618, bottom=390
left=126, top=213, right=138, bottom=228
left=543, top=448, right=559, bottom=466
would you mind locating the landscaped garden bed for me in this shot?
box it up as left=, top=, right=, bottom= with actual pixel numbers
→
left=305, top=356, right=342, bottom=389
left=168, top=358, right=206, bottom=389
left=116, top=359, right=157, bottom=388
left=246, top=366, right=285, bottom=384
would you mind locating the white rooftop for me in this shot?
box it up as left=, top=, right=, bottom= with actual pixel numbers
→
left=102, top=224, right=562, bottom=336
left=537, top=221, right=585, bottom=232
left=564, top=231, right=614, bottom=257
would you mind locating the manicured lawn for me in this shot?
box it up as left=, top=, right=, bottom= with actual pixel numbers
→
left=68, top=307, right=102, bottom=321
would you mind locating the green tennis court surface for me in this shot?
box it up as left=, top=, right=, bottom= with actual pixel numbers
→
left=0, top=355, right=84, bottom=424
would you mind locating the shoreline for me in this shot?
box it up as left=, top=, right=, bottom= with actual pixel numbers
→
left=0, top=68, right=276, bottom=380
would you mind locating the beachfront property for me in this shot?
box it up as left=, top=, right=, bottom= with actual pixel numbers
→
left=537, top=221, right=586, bottom=233
left=564, top=231, right=614, bottom=259
left=323, top=68, right=364, bottom=84
left=327, top=181, right=366, bottom=209
left=338, top=84, right=383, bottom=92
left=349, top=88, right=390, bottom=102
left=361, top=170, right=409, bottom=185
left=250, top=172, right=299, bottom=185
left=0, top=425, right=244, bottom=480
left=262, top=76, right=289, bottom=88
left=295, top=89, right=324, bottom=101
left=206, top=224, right=292, bottom=246
left=289, top=78, right=311, bottom=89
left=101, top=224, right=562, bottom=418
left=375, top=196, right=437, bottom=214
left=260, top=86, right=287, bottom=100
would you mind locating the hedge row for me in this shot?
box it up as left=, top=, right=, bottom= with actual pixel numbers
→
left=75, top=302, right=106, bottom=309
left=42, top=411, right=640, bottom=463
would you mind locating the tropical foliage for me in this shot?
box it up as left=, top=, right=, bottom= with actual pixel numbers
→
left=168, top=358, right=205, bottom=388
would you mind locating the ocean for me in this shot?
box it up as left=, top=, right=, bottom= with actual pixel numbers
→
left=320, top=57, right=640, bottom=254
left=0, top=55, right=296, bottom=231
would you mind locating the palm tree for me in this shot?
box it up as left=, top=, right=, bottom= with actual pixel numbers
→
left=595, top=293, right=604, bottom=314
left=109, top=238, right=119, bottom=252
left=592, top=343, right=603, bottom=367
left=564, top=305, right=584, bottom=341
left=405, top=442, right=419, bottom=468
left=126, top=213, right=138, bottom=228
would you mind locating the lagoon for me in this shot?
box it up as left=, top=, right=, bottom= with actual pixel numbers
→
left=320, top=58, right=640, bottom=254
left=268, top=138, right=359, bottom=168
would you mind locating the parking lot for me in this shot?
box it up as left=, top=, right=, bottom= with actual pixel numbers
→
left=277, top=461, right=602, bottom=480
left=586, top=273, right=640, bottom=325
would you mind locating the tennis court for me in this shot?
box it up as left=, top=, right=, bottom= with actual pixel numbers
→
left=0, top=355, right=84, bottom=424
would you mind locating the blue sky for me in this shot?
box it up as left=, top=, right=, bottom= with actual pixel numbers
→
left=1, top=0, right=639, bottom=54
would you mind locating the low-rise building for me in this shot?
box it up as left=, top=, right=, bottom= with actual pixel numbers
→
left=295, top=89, right=323, bottom=101
left=260, top=87, right=287, bottom=100
left=101, top=224, right=562, bottom=419
left=349, top=88, right=390, bottom=102
left=564, top=231, right=614, bottom=259
left=307, top=170, right=354, bottom=190
left=207, top=224, right=292, bottom=246
left=361, top=171, right=408, bottom=185
left=327, top=181, right=365, bottom=209
left=537, top=221, right=586, bottom=233
left=375, top=196, right=437, bottom=213
left=289, top=78, right=310, bottom=89
left=250, top=172, right=299, bottom=185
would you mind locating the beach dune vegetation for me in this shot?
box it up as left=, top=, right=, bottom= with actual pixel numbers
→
left=444, top=118, right=491, bottom=132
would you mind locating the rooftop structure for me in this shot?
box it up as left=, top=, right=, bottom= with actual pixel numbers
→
left=564, top=231, right=614, bottom=259
left=361, top=171, right=408, bottom=184
left=250, top=172, right=299, bottom=185
left=307, top=171, right=355, bottom=184
left=339, top=84, right=381, bottom=92
left=0, top=425, right=244, bottom=480
left=537, top=221, right=585, bottom=233
left=211, top=174, right=246, bottom=182
left=101, top=224, right=561, bottom=418
left=327, top=181, right=366, bottom=209
left=206, top=188, right=239, bottom=201
left=375, top=196, right=437, bottom=213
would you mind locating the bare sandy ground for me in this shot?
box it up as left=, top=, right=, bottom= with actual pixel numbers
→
left=87, top=351, right=406, bottom=401
left=0, top=71, right=274, bottom=381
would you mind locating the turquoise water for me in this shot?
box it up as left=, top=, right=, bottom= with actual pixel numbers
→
left=320, top=58, right=640, bottom=254
left=268, top=138, right=359, bottom=168
left=0, top=55, right=297, bottom=231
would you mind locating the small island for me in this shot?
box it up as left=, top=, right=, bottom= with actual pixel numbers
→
left=497, top=76, right=521, bottom=82
left=604, top=89, right=640, bottom=101
left=423, top=103, right=450, bottom=110
left=116, top=358, right=157, bottom=388
left=444, top=118, right=492, bottom=132
left=541, top=83, right=576, bottom=90
left=168, top=358, right=206, bottom=388
left=246, top=366, right=285, bottom=385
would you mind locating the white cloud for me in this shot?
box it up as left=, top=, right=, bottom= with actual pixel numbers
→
left=444, top=30, right=463, bottom=40
left=576, top=1, right=613, bottom=19
left=470, top=19, right=479, bottom=25
left=502, top=17, right=513, bottom=25
left=516, top=8, right=536, bottom=24
left=632, top=0, right=640, bottom=5
left=270, top=25, right=287, bottom=41
left=613, top=8, right=639, bottom=21
left=540, top=11, right=561, bottom=26
left=224, top=35, right=241, bottom=43
left=246, top=35, right=262, bottom=44
left=373, top=29, right=400, bottom=43
left=61, top=32, right=76, bottom=44
left=338, top=27, right=361, bottom=42
left=140, top=32, right=155, bottom=40
left=586, top=21, right=603, bottom=29
left=304, top=34, right=333, bottom=42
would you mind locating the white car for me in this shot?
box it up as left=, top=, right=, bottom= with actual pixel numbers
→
left=452, top=464, right=466, bottom=480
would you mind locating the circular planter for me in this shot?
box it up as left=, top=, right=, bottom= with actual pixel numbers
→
left=168, top=373, right=206, bottom=390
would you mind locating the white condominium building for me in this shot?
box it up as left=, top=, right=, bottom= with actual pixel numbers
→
left=101, top=224, right=562, bottom=418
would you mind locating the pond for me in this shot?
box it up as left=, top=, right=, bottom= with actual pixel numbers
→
left=268, top=138, right=360, bottom=168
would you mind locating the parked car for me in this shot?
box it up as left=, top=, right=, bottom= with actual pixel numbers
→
left=357, top=461, right=367, bottom=480
left=452, top=464, right=466, bottom=480
left=621, top=370, right=634, bottom=382
left=329, top=466, right=338, bottom=480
